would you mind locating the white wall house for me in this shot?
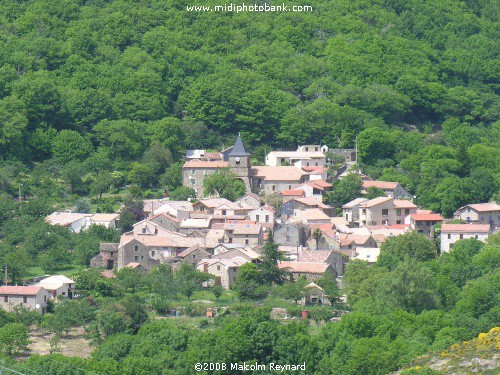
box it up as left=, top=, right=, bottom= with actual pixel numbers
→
left=440, top=224, right=490, bottom=253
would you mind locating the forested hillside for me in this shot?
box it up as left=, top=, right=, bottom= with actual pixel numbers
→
left=0, top=0, right=498, bottom=215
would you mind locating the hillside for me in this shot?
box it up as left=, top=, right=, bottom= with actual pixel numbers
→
left=397, top=327, right=500, bottom=374
left=0, top=0, right=498, bottom=218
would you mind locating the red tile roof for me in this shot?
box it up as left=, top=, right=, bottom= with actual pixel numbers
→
left=441, top=224, right=490, bottom=233
left=251, top=166, right=308, bottom=181
left=297, top=250, right=333, bottom=263
left=183, top=160, right=228, bottom=168
left=410, top=213, right=444, bottom=221
left=305, top=180, right=332, bottom=189
left=281, top=189, right=305, bottom=196
left=393, top=200, right=418, bottom=209
left=359, top=196, right=393, bottom=208
left=463, top=203, right=500, bottom=212
left=0, top=286, right=44, bottom=295
left=362, top=181, right=399, bottom=190
left=278, top=261, right=330, bottom=274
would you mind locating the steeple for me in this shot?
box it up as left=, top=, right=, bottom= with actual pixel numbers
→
left=228, top=134, right=250, bottom=157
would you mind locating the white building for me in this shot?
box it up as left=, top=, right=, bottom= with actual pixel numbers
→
left=440, top=224, right=490, bottom=253
left=265, top=145, right=326, bottom=168
left=36, top=275, right=75, bottom=299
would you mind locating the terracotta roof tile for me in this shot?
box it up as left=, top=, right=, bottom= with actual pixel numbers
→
left=183, top=160, right=229, bottom=168
left=410, top=213, right=444, bottom=221
left=441, top=224, right=490, bottom=233
left=463, top=203, right=500, bottom=212
left=362, top=181, right=399, bottom=190
left=393, top=200, right=418, bottom=209
left=278, top=261, right=329, bottom=274
left=0, top=286, right=44, bottom=295
left=251, top=166, right=308, bottom=181
left=281, top=189, right=305, bottom=196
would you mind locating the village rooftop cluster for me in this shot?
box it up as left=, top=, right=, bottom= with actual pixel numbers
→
left=3, top=136, right=499, bottom=313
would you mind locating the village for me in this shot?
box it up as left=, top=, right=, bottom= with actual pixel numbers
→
left=1, top=135, right=498, bottom=314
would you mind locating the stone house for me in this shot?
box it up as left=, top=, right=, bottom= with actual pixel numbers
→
left=274, top=223, right=309, bottom=247
left=455, top=203, right=500, bottom=227
left=301, top=282, right=328, bottom=305
left=179, top=219, right=211, bottom=234
left=211, top=248, right=261, bottom=264
left=293, top=208, right=332, bottom=224
left=192, top=198, right=233, bottom=215
left=196, top=257, right=249, bottom=289
left=407, top=213, right=444, bottom=237
left=223, top=223, right=263, bottom=246
left=236, top=193, right=263, bottom=210
left=361, top=181, right=411, bottom=199
left=213, top=242, right=246, bottom=255
left=358, top=197, right=417, bottom=227
left=176, top=246, right=211, bottom=267
left=248, top=205, right=275, bottom=225
left=280, top=197, right=332, bottom=218
left=182, top=135, right=253, bottom=197
left=88, top=213, right=120, bottom=229
left=342, top=198, right=369, bottom=226
left=182, top=160, right=229, bottom=197
left=0, top=286, right=50, bottom=314
left=90, top=243, right=119, bottom=270
left=440, top=224, right=490, bottom=253
left=278, top=262, right=336, bottom=281
left=251, top=166, right=309, bottom=195
left=149, top=213, right=181, bottom=232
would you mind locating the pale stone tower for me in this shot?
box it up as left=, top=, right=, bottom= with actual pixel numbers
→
left=228, top=134, right=252, bottom=192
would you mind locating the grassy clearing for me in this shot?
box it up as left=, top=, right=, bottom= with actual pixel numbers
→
left=23, top=266, right=82, bottom=280
left=28, top=327, right=93, bottom=358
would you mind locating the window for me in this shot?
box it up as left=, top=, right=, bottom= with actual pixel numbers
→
left=345, top=214, right=348, bottom=220
left=467, top=207, right=471, bottom=212
left=405, top=209, right=410, bottom=215
left=382, top=209, right=389, bottom=216
left=134, top=245, right=138, bottom=251
left=256, top=215, right=260, bottom=221
left=190, top=179, right=196, bottom=186
left=3, top=296, right=7, bottom=302
left=449, top=244, right=454, bottom=250
left=155, top=228, right=158, bottom=234
left=460, top=234, right=463, bottom=239
left=62, top=292, right=66, bottom=296
left=44, top=296, right=47, bottom=302
left=315, top=147, right=318, bottom=151
left=236, top=159, right=240, bottom=165
left=306, top=162, right=309, bottom=166
left=151, top=251, right=155, bottom=256
left=23, top=297, right=27, bottom=304
left=447, top=234, right=451, bottom=239
left=475, top=235, right=478, bottom=239
left=217, top=265, right=221, bottom=271
left=134, top=256, right=138, bottom=261
left=289, top=185, right=292, bottom=189
left=481, top=217, right=484, bottom=222
left=305, top=147, right=309, bottom=151
left=285, top=235, right=291, bottom=242
left=245, top=239, right=249, bottom=245
left=281, top=158, right=285, bottom=163
left=193, top=255, right=196, bottom=258
left=396, top=220, right=401, bottom=224
left=110, top=252, right=113, bottom=256
left=467, top=217, right=471, bottom=222
left=222, top=209, right=227, bottom=215
left=396, top=209, right=401, bottom=216
left=315, top=163, right=318, bottom=166
left=265, top=215, right=269, bottom=223
left=426, top=221, right=431, bottom=226
left=362, top=209, right=366, bottom=214
left=141, top=256, right=144, bottom=260
left=142, top=228, right=146, bottom=233
left=272, top=185, right=276, bottom=191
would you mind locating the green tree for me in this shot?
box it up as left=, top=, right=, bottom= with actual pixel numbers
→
left=52, top=130, right=92, bottom=163
left=260, top=234, right=287, bottom=286
left=365, top=186, right=386, bottom=199
left=169, top=186, right=196, bottom=201
left=233, top=263, right=267, bottom=300
left=312, top=228, right=323, bottom=250
left=326, top=173, right=363, bottom=208
left=378, top=231, right=437, bottom=270
left=203, top=169, right=246, bottom=201
left=0, top=323, right=30, bottom=356
left=278, top=277, right=308, bottom=304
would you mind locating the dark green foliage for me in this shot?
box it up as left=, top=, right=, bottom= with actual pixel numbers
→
left=326, top=173, right=363, bottom=208
left=203, top=168, right=246, bottom=201
left=259, top=234, right=287, bottom=286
